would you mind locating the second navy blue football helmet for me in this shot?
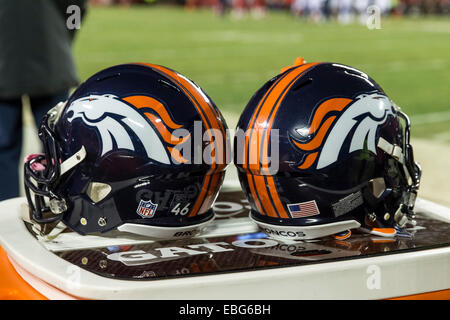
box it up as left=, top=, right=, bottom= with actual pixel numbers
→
left=234, top=58, right=421, bottom=240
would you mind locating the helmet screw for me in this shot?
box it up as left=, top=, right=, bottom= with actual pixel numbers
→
left=80, top=218, right=87, bottom=225
left=98, top=217, right=107, bottom=227
left=384, top=213, right=391, bottom=221
left=99, top=260, right=108, bottom=269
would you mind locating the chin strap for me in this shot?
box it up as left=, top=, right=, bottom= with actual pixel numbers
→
left=362, top=137, right=420, bottom=237
left=377, top=135, right=419, bottom=218
left=60, top=145, right=87, bottom=176
left=377, top=137, right=413, bottom=186
left=377, top=137, right=404, bottom=164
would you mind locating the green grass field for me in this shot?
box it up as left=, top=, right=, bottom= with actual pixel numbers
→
left=72, top=6, right=450, bottom=142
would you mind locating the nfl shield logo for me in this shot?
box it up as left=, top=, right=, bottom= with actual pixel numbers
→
left=136, top=199, right=158, bottom=218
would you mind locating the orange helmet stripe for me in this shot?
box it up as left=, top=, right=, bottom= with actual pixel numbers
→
left=259, top=63, right=320, bottom=173
left=261, top=66, right=317, bottom=217
left=242, top=75, right=289, bottom=216
left=243, top=69, right=295, bottom=171
left=250, top=63, right=320, bottom=218
left=189, top=175, right=211, bottom=217
left=135, top=63, right=227, bottom=217
left=247, top=173, right=265, bottom=215
left=247, top=63, right=318, bottom=173
left=135, top=63, right=227, bottom=172
left=253, top=175, right=278, bottom=217
left=242, top=62, right=320, bottom=217
left=266, top=176, right=290, bottom=219
left=198, top=172, right=224, bottom=215
left=244, top=75, right=290, bottom=172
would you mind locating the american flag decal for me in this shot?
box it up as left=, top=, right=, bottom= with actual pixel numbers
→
left=287, top=200, right=320, bottom=218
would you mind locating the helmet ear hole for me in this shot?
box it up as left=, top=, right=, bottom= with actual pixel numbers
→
left=86, top=182, right=112, bottom=203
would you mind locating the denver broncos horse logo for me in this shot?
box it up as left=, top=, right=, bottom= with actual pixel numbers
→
left=292, top=92, right=395, bottom=170
left=66, top=94, right=190, bottom=164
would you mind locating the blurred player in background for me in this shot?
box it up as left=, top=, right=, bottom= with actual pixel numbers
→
left=354, top=0, right=369, bottom=24
left=308, top=0, right=326, bottom=22
left=231, top=0, right=267, bottom=19
left=336, top=0, right=354, bottom=23
left=0, top=1, right=87, bottom=202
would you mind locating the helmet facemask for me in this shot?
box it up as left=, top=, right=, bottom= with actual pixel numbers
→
left=366, top=107, right=422, bottom=231
left=24, top=101, right=86, bottom=226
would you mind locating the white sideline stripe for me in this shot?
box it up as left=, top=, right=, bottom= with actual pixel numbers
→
left=409, top=110, right=450, bottom=125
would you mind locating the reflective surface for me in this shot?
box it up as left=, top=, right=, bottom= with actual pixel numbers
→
left=27, top=190, right=450, bottom=281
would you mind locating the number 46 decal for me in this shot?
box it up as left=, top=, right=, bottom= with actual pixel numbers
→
left=171, top=203, right=191, bottom=215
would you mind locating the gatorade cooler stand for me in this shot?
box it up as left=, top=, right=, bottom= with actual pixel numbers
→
left=0, top=176, right=449, bottom=300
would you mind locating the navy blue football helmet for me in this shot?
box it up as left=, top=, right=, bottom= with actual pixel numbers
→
left=24, top=63, right=230, bottom=239
left=234, top=58, right=421, bottom=240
